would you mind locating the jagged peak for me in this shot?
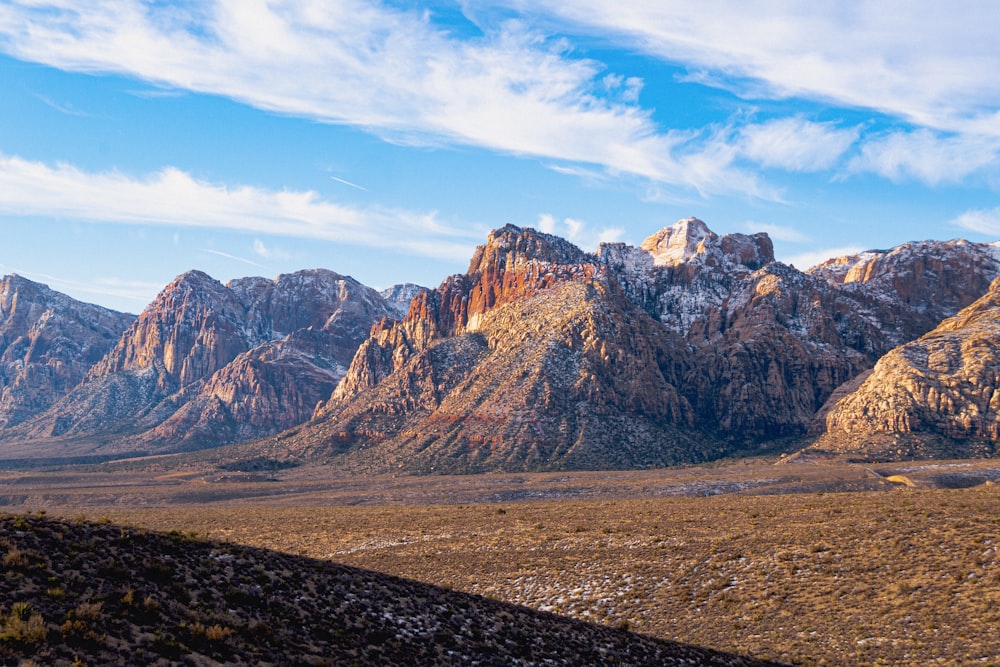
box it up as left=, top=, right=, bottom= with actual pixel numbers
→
left=809, top=238, right=1000, bottom=285
left=639, top=218, right=773, bottom=269
left=2, top=273, right=47, bottom=290
left=467, top=224, right=591, bottom=275
left=272, top=267, right=352, bottom=286
left=640, top=217, right=714, bottom=266
left=171, top=269, right=219, bottom=285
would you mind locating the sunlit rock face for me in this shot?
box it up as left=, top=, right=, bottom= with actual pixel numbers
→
left=13, top=269, right=397, bottom=452
left=0, top=274, right=134, bottom=428
left=810, top=276, right=1000, bottom=460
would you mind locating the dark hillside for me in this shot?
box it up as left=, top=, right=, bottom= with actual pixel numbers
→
left=0, top=514, right=779, bottom=666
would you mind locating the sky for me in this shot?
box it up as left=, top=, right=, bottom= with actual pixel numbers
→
left=2, top=1, right=1000, bottom=314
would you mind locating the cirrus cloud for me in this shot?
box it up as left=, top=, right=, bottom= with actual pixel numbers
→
left=0, top=153, right=480, bottom=260
left=0, top=0, right=789, bottom=199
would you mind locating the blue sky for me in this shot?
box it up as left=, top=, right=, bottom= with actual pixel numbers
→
left=1, top=1, right=1000, bottom=314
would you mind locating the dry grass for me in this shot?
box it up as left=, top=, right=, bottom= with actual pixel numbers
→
left=92, top=486, right=1000, bottom=667
left=0, top=513, right=775, bottom=666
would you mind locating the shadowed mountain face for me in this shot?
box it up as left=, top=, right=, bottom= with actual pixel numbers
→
left=280, top=220, right=1000, bottom=471
left=9, top=269, right=398, bottom=453
left=0, top=514, right=782, bottom=666
left=0, top=275, right=135, bottom=429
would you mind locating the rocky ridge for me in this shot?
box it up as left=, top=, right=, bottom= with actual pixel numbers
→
left=11, top=269, right=398, bottom=452
left=289, top=219, right=1000, bottom=471
left=0, top=275, right=134, bottom=429
left=3, top=219, right=1000, bottom=466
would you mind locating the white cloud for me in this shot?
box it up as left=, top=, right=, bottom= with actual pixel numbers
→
left=951, top=207, right=1000, bottom=236
left=746, top=221, right=810, bottom=243
left=253, top=239, right=290, bottom=261
left=848, top=130, right=1000, bottom=185
left=738, top=117, right=858, bottom=172
left=0, top=0, right=774, bottom=198
left=535, top=213, right=622, bottom=250
left=0, top=153, right=478, bottom=259
left=781, top=245, right=865, bottom=271
left=506, top=1, right=1000, bottom=137
left=202, top=248, right=267, bottom=269
left=536, top=213, right=557, bottom=234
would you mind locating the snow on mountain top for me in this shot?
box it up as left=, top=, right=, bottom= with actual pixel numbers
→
left=639, top=217, right=713, bottom=266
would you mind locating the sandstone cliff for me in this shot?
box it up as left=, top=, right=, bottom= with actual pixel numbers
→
left=293, top=278, right=708, bottom=473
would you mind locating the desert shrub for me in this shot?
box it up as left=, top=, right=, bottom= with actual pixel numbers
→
left=1, top=602, right=47, bottom=645
left=2, top=546, right=29, bottom=568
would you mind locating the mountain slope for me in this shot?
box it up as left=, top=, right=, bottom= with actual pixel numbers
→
left=296, top=278, right=706, bottom=473
left=13, top=269, right=397, bottom=453
left=808, top=276, right=1000, bottom=460
left=280, top=219, right=1000, bottom=472
left=0, top=275, right=134, bottom=429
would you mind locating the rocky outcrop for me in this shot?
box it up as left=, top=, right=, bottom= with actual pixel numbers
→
left=809, top=276, right=1000, bottom=460
left=321, top=225, right=602, bottom=408
left=601, top=223, right=1000, bottom=444
left=0, top=275, right=134, bottom=428
left=6, top=219, right=1000, bottom=468
left=14, top=269, right=395, bottom=452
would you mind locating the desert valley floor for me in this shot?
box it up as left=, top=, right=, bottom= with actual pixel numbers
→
left=1, top=457, right=998, bottom=665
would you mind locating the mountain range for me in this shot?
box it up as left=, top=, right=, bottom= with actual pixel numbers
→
left=2, top=218, right=999, bottom=470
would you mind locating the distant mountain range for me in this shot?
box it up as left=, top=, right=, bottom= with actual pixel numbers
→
left=2, top=218, right=999, bottom=470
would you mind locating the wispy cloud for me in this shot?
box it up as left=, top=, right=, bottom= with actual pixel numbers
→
left=33, top=93, right=94, bottom=117
left=495, top=2, right=1000, bottom=186
left=202, top=248, right=268, bottom=269
left=0, top=153, right=479, bottom=260
left=746, top=221, right=810, bottom=244
left=507, top=1, right=1000, bottom=137
left=737, top=117, right=859, bottom=172
left=782, top=245, right=865, bottom=271
left=848, top=130, right=1000, bottom=185
left=329, top=175, right=368, bottom=192
left=951, top=207, right=1000, bottom=235
left=4, top=1, right=997, bottom=196
left=253, top=239, right=290, bottom=261
left=536, top=213, right=623, bottom=250
left=0, top=0, right=775, bottom=198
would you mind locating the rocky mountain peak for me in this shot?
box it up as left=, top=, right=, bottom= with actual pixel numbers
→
left=467, top=224, right=591, bottom=275
left=639, top=218, right=774, bottom=270
left=809, top=275, right=1000, bottom=460
left=380, top=283, right=425, bottom=317
left=640, top=217, right=714, bottom=266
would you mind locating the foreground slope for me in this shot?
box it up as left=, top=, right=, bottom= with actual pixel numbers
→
left=0, top=275, right=134, bottom=429
left=810, top=276, right=1000, bottom=459
left=0, top=513, right=778, bottom=666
